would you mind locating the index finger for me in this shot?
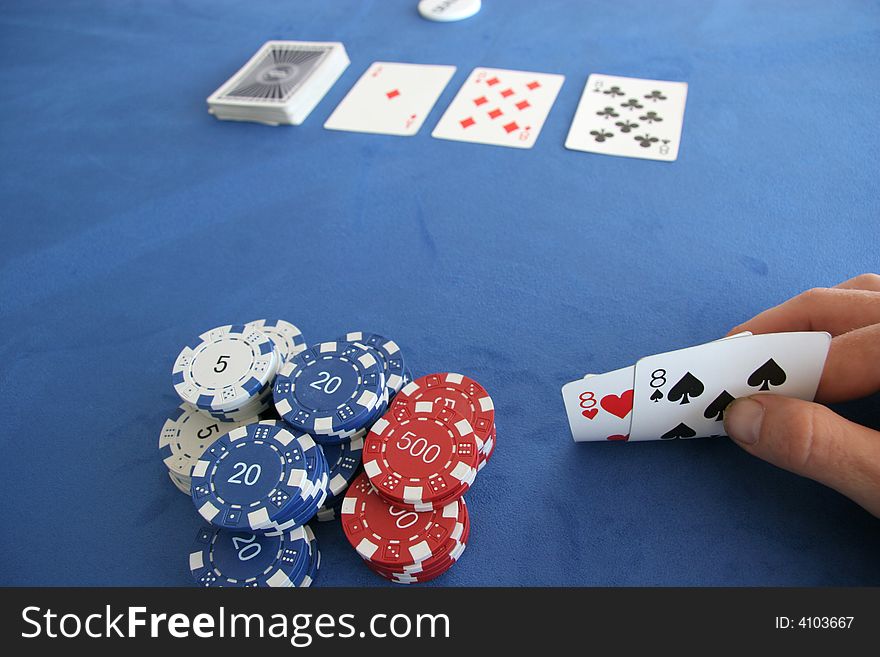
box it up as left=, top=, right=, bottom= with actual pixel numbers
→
left=833, top=273, right=880, bottom=292
left=816, top=323, right=880, bottom=403
left=728, top=287, right=880, bottom=337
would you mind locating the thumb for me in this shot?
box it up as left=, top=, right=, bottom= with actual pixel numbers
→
left=724, top=394, right=880, bottom=517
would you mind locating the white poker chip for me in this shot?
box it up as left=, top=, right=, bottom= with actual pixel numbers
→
left=418, top=0, right=481, bottom=22
left=171, top=324, right=278, bottom=412
left=245, top=319, right=306, bottom=363
left=158, top=403, right=256, bottom=479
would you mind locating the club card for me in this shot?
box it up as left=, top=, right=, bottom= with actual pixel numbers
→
left=324, top=62, right=456, bottom=136
left=629, top=332, right=831, bottom=441
left=562, top=366, right=635, bottom=442
left=565, top=74, right=688, bottom=161
left=432, top=67, right=564, bottom=148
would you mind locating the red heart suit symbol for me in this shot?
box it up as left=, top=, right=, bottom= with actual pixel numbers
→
left=581, top=408, right=598, bottom=420
left=600, top=390, right=634, bottom=419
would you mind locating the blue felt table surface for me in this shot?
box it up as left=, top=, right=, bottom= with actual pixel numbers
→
left=1, top=0, right=878, bottom=586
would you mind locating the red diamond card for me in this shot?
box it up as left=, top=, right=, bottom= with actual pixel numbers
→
left=325, top=62, right=456, bottom=136
left=432, top=67, right=564, bottom=149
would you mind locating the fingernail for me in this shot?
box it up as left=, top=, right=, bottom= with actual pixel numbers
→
left=724, top=398, right=764, bottom=445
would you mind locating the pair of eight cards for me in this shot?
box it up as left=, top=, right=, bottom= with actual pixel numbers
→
left=562, top=332, right=832, bottom=442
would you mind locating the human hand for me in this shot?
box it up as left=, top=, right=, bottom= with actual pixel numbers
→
left=723, top=274, right=880, bottom=517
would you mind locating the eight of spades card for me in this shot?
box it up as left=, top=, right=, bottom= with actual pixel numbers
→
left=628, top=332, right=831, bottom=441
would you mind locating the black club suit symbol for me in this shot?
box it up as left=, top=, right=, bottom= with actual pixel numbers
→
left=615, top=120, right=639, bottom=133
left=639, top=111, right=663, bottom=124
left=644, top=90, right=667, bottom=102
left=596, top=106, right=619, bottom=119
left=603, top=86, right=625, bottom=97
left=590, top=129, right=614, bottom=142
left=635, top=134, right=659, bottom=148
left=620, top=98, right=643, bottom=110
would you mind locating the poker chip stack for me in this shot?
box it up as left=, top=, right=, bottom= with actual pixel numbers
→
left=171, top=323, right=281, bottom=422
left=207, top=40, right=350, bottom=126
left=314, top=435, right=364, bottom=522
left=191, top=421, right=330, bottom=535
left=342, top=472, right=470, bottom=584
left=161, top=323, right=493, bottom=587
left=340, top=372, right=496, bottom=584
left=389, top=373, right=496, bottom=477
left=160, top=320, right=307, bottom=494
left=190, top=524, right=320, bottom=588
left=272, top=332, right=413, bottom=520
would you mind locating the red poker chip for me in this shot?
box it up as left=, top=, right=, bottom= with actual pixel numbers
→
left=370, top=499, right=469, bottom=578
left=370, top=537, right=467, bottom=583
left=391, top=373, right=495, bottom=453
left=370, top=502, right=471, bottom=584
left=373, top=524, right=470, bottom=583
left=341, top=472, right=462, bottom=569
left=363, top=400, right=479, bottom=508
left=401, top=466, right=473, bottom=510
left=367, top=512, right=466, bottom=577
left=382, top=453, right=476, bottom=511
left=478, top=424, right=497, bottom=470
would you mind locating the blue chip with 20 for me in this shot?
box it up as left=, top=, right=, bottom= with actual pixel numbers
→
left=189, top=524, right=311, bottom=587
left=273, top=341, right=385, bottom=436
left=190, top=421, right=317, bottom=531
left=338, top=332, right=407, bottom=397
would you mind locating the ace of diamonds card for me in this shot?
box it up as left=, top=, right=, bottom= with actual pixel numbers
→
left=324, top=62, right=456, bottom=136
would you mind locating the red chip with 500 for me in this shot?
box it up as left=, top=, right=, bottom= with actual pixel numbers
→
left=363, top=400, right=479, bottom=509
left=390, top=373, right=495, bottom=457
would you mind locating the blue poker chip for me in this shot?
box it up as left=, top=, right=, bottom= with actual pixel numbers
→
left=262, top=438, right=329, bottom=534
left=299, top=525, right=320, bottom=587
left=310, top=386, right=387, bottom=448
left=172, top=324, right=278, bottom=413
left=338, top=332, right=407, bottom=395
left=190, top=421, right=317, bottom=531
left=189, top=524, right=311, bottom=587
left=322, top=433, right=364, bottom=500
left=273, top=341, right=384, bottom=435
left=206, top=384, right=274, bottom=422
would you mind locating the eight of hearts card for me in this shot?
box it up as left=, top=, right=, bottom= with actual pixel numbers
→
left=565, top=74, right=688, bottom=161
left=432, top=67, right=565, bottom=149
left=562, top=332, right=831, bottom=442
left=324, top=62, right=456, bottom=136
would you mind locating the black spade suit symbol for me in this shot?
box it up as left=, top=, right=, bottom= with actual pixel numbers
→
left=660, top=423, right=696, bottom=440
left=703, top=390, right=735, bottom=421
left=747, top=359, right=787, bottom=391
left=668, top=372, right=704, bottom=404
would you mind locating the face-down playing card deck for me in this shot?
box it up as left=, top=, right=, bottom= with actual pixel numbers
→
left=207, top=41, right=350, bottom=126
left=562, top=332, right=831, bottom=442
